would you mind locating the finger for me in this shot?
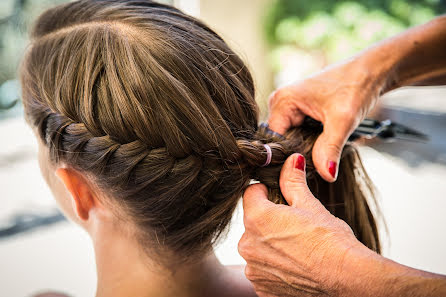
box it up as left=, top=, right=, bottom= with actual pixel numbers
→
left=242, top=183, right=271, bottom=214
left=279, top=153, right=314, bottom=207
left=268, top=108, right=305, bottom=136
left=312, top=116, right=353, bottom=182
left=267, top=89, right=305, bottom=135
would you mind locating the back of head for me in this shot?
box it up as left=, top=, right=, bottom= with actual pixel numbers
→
left=19, top=0, right=380, bottom=262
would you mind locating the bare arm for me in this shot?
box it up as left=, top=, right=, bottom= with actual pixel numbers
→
left=367, top=15, right=446, bottom=91
left=341, top=243, right=446, bottom=297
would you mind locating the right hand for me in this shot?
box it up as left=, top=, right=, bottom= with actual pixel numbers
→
left=239, top=153, right=376, bottom=297
left=268, top=57, right=385, bottom=182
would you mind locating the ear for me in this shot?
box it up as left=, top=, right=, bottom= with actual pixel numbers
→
left=55, top=168, right=96, bottom=221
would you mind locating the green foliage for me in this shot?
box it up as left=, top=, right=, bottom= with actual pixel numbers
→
left=264, top=0, right=445, bottom=62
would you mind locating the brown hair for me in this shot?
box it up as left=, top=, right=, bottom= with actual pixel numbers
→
left=19, top=0, right=380, bottom=261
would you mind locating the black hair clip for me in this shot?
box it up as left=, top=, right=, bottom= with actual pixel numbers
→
left=260, top=118, right=429, bottom=143
left=348, top=118, right=429, bottom=142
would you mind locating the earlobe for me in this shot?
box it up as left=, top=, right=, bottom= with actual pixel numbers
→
left=55, top=168, right=95, bottom=221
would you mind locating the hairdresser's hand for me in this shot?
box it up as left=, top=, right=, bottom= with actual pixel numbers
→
left=239, top=153, right=374, bottom=297
left=267, top=57, right=383, bottom=182
left=239, top=154, right=446, bottom=297
left=268, top=16, right=446, bottom=182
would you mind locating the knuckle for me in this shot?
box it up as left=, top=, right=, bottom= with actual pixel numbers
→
left=282, top=178, right=307, bottom=195
left=283, top=175, right=306, bottom=187
left=325, top=143, right=343, bottom=156
left=237, top=233, right=248, bottom=255
left=237, top=234, right=256, bottom=261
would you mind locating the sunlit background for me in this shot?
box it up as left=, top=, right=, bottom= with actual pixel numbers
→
left=1, top=0, right=445, bottom=296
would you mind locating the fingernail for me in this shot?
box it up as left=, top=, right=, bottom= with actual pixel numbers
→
left=294, top=155, right=305, bottom=171
left=328, top=161, right=337, bottom=178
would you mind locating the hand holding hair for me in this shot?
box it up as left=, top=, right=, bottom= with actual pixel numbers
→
left=240, top=153, right=446, bottom=297
left=239, top=153, right=369, bottom=296
left=267, top=15, right=446, bottom=182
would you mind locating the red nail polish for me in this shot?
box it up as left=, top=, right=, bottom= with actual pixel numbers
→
left=328, top=161, right=337, bottom=178
left=295, top=155, right=305, bottom=171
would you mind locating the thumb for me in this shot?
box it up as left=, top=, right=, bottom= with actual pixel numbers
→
left=279, top=153, right=313, bottom=207
left=312, top=117, right=353, bottom=182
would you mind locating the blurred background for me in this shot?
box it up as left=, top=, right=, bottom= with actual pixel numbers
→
left=1, top=0, right=445, bottom=296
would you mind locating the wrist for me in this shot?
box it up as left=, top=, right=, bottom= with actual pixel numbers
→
left=354, top=16, right=446, bottom=95
left=334, top=242, right=396, bottom=297
left=354, top=39, right=408, bottom=96
left=335, top=241, right=446, bottom=297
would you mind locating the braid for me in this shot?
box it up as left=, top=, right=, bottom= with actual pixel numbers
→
left=39, top=109, right=208, bottom=196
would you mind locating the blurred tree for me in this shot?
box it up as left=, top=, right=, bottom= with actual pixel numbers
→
left=264, top=0, right=446, bottom=70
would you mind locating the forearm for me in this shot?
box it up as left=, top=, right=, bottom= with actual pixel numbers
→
left=339, top=243, right=446, bottom=297
left=358, top=15, right=446, bottom=94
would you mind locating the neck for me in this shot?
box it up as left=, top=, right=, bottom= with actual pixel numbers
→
left=90, top=222, right=255, bottom=297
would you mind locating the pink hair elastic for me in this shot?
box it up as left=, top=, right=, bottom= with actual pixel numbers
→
left=262, top=144, right=272, bottom=167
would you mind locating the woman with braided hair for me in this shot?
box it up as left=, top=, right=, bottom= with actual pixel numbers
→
left=20, top=1, right=380, bottom=296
